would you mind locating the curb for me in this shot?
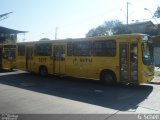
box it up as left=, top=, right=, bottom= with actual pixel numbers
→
left=149, top=82, right=160, bottom=85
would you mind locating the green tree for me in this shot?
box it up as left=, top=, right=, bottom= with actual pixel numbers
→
left=104, top=20, right=122, bottom=33
left=86, top=25, right=109, bottom=37
left=39, top=38, right=50, bottom=41
left=154, top=6, right=160, bottom=18
left=86, top=20, right=130, bottom=37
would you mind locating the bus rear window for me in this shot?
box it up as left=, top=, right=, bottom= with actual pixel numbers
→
left=3, top=49, right=16, bottom=60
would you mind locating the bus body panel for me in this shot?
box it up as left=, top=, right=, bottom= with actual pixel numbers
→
left=14, top=34, right=154, bottom=84
left=16, top=56, right=26, bottom=70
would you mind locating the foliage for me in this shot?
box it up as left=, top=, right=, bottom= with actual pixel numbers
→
left=154, top=6, right=160, bottom=18
left=39, top=38, right=50, bottom=41
left=86, top=20, right=131, bottom=37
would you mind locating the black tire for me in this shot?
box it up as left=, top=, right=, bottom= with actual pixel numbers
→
left=39, top=66, right=48, bottom=77
left=101, top=71, right=116, bottom=85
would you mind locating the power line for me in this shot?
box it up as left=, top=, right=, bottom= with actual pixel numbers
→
left=0, top=12, right=13, bottom=22
left=144, top=8, right=159, bottom=24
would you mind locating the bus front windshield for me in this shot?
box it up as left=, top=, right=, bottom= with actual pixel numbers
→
left=142, top=42, right=154, bottom=65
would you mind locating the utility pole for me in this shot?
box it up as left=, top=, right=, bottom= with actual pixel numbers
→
left=121, top=2, right=130, bottom=25
left=55, top=27, right=59, bottom=40
left=127, top=2, right=129, bottom=25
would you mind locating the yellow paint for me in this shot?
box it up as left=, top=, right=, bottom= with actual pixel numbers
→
left=14, top=34, right=154, bottom=84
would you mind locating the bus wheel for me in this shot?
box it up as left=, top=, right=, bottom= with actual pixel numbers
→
left=100, top=71, right=116, bottom=85
left=39, top=66, right=48, bottom=77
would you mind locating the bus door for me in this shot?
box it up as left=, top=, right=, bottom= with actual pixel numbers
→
left=26, top=46, right=33, bottom=71
left=54, top=45, right=65, bottom=74
left=119, top=43, right=138, bottom=82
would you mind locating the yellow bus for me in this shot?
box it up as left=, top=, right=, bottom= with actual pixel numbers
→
left=2, top=44, right=16, bottom=70
left=16, top=34, right=154, bottom=84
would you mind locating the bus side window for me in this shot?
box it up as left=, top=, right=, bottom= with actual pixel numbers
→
left=34, top=43, right=52, bottom=56
left=74, top=41, right=92, bottom=56
left=93, top=40, right=116, bottom=56
left=67, top=42, right=73, bottom=56
left=18, top=44, right=25, bottom=56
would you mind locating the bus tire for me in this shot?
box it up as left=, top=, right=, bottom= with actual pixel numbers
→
left=39, top=66, right=48, bottom=77
left=100, top=70, right=116, bottom=85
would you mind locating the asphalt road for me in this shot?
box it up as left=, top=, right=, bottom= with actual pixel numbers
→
left=0, top=70, right=160, bottom=119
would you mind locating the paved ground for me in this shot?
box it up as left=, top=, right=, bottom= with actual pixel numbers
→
left=151, top=67, right=160, bottom=84
left=0, top=70, right=160, bottom=119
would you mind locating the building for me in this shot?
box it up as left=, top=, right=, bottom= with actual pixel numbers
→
left=125, top=21, right=160, bottom=36
left=152, top=35, right=160, bottom=66
left=0, top=26, right=26, bottom=69
left=0, top=26, right=26, bottom=44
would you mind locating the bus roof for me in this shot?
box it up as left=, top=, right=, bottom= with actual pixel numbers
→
left=17, top=33, right=148, bottom=44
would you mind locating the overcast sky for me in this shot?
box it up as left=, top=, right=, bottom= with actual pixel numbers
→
left=0, top=0, right=160, bottom=41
